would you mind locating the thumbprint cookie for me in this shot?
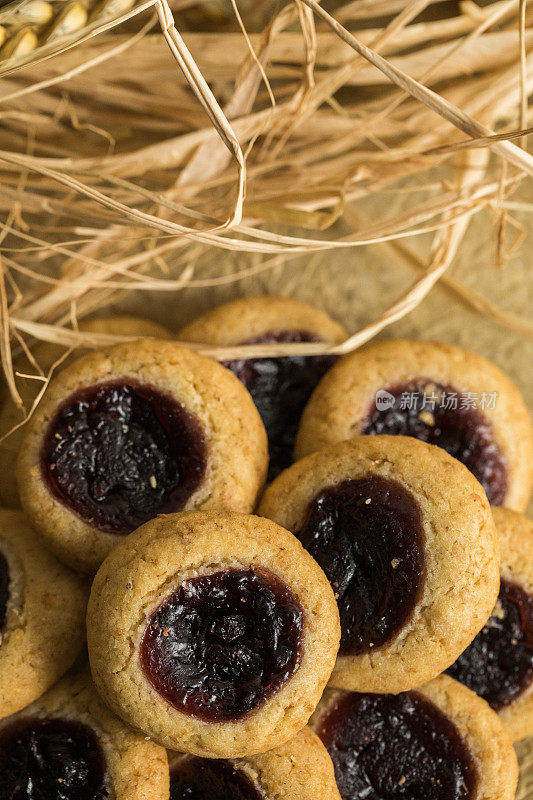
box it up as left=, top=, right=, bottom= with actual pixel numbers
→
left=258, top=435, right=499, bottom=693
left=0, top=670, right=169, bottom=800
left=179, top=296, right=346, bottom=481
left=16, top=339, right=268, bottom=573
left=0, top=509, right=87, bottom=719
left=310, top=675, right=518, bottom=800
left=87, top=511, right=340, bottom=758
left=168, top=726, right=341, bottom=800
left=447, top=507, right=533, bottom=741
left=0, top=315, right=171, bottom=510
left=295, top=339, right=533, bottom=510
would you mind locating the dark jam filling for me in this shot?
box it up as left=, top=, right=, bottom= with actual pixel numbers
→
left=295, top=477, right=425, bottom=655
left=140, top=566, right=303, bottom=722
left=361, top=379, right=508, bottom=505
left=0, top=716, right=108, bottom=800
left=0, top=549, right=9, bottom=632
left=317, top=691, right=478, bottom=800
left=170, top=757, right=264, bottom=800
left=224, top=330, right=336, bottom=481
left=42, top=381, right=207, bottom=534
left=447, top=578, right=533, bottom=710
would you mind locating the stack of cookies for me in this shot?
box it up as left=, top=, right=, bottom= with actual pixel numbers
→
left=0, top=296, right=532, bottom=800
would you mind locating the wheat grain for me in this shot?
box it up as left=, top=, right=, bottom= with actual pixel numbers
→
left=0, top=0, right=137, bottom=63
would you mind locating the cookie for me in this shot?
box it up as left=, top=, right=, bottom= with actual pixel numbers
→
left=168, top=726, right=341, bottom=800
left=295, top=338, right=533, bottom=510
left=179, top=296, right=346, bottom=480
left=0, top=669, right=169, bottom=800
left=310, top=674, right=518, bottom=800
left=0, top=509, right=88, bottom=719
left=16, top=338, right=268, bottom=573
left=0, top=315, right=170, bottom=509
left=258, top=435, right=500, bottom=693
left=447, top=507, right=533, bottom=741
left=87, top=511, right=340, bottom=758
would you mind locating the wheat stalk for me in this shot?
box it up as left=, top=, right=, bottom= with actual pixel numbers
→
left=0, top=0, right=531, bottom=405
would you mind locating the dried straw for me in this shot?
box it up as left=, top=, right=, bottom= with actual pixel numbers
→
left=0, top=0, right=531, bottom=412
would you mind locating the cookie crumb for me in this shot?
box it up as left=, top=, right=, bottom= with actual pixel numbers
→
left=491, top=599, right=505, bottom=620
left=419, top=410, right=435, bottom=426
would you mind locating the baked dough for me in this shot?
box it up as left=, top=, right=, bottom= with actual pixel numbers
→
left=168, top=726, right=342, bottom=800
left=447, top=506, right=533, bottom=742
left=310, top=674, right=518, bottom=800
left=296, top=338, right=533, bottom=510
left=258, top=435, right=500, bottom=693
left=179, top=296, right=346, bottom=481
left=0, top=669, right=169, bottom=800
left=0, top=315, right=171, bottom=509
left=16, top=339, right=268, bottom=573
left=87, top=511, right=340, bottom=758
left=0, top=509, right=88, bottom=719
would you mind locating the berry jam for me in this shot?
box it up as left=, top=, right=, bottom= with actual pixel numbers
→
left=42, top=381, right=207, bottom=534
left=447, top=579, right=533, bottom=710
left=140, top=566, right=303, bottom=721
left=362, top=379, right=508, bottom=505
left=0, top=549, right=9, bottom=632
left=317, top=691, right=478, bottom=800
left=295, top=477, right=425, bottom=655
left=0, top=716, right=108, bottom=800
left=170, top=756, right=264, bottom=800
left=224, top=331, right=336, bottom=481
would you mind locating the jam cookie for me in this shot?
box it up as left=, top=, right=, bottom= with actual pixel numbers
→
left=179, top=296, right=346, bottom=481
left=310, top=674, right=518, bottom=800
left=0, top=670, right=169, bottom=800
left=258, top=435, right=500, bottom=693
left=87, top=511, right=340, bottom=757
left=16, top=339, right=268, bottom=573
left=447, top=507, right=533, bottom=741
left=0, top=315, right=170, bottom=509
left=0, top=509, right=87, bottom=719
left=168, top=726, right=341, bottom=800
left=295, top=339, right=533, bottom=510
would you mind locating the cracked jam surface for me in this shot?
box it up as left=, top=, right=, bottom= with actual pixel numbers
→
left=447, top=578, right=533, bottom=710
left=317, top=691, right=478, bottom=800
left=0, top=716, right=108, bottom=800
left=224, top=330, right=336, bottom=481
left=0, top=549, right=9, bottom=631
left=362, top=379, right=508, bottom=505
left=140, top=566, right=303, bottom=721
left=295, top=477, right=425, bottom=655
left=170, top=757, right=264, bottom=800
left=42, top=381, right=207, bottom=534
